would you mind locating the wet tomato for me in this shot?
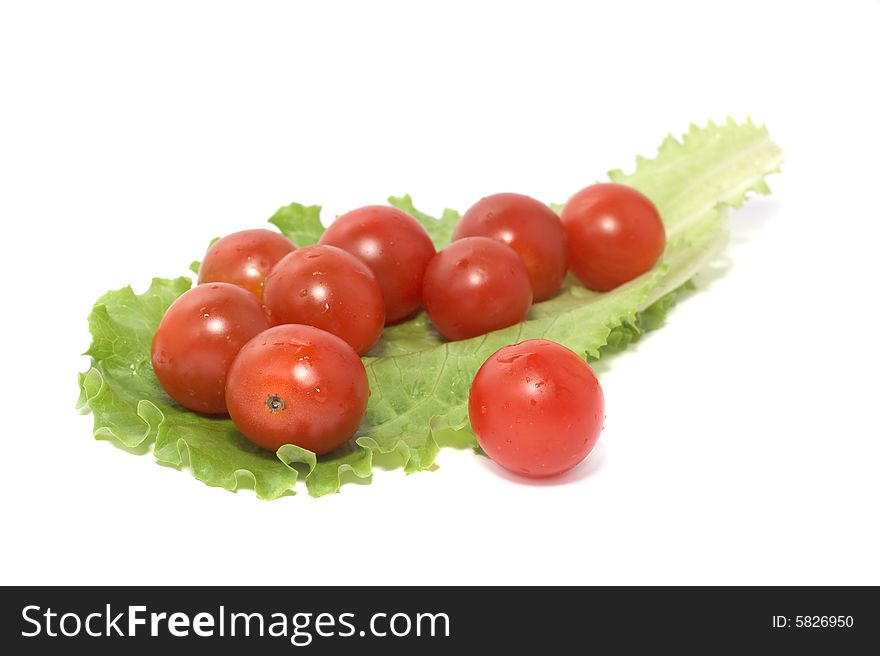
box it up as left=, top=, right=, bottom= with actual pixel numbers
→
left=454, top=193, right=567, bottom=301
left=560, top=183, right=665, bottom=291
left=263, top=245, right=385, bottom=355
left=422, top=236, right=532, bottom=341
left=198, top=229, right=296, bottom=300
left=151, top=282, right=273, bottom=414
left=225, top=324, right=369, bottom=455
left=469, top=339, right=604, bottom=477
left=319, top=205, right=436, bottom=324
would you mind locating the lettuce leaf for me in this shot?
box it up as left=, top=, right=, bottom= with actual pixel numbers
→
left=77, top=118, right=783, bottom=498
left=267, top=202, right=324, bottom=247
left=387, top=194, right=461, bottom=249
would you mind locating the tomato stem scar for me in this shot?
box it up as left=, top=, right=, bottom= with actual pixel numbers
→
left=266, top=394, right=286, bottom=413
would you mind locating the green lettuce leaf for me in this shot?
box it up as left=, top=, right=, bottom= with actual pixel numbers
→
left=387, top=194, right=461, bottom=249
left=78, top=118, right=783, bottom=498
left=268, top=202, right=324, bottom=247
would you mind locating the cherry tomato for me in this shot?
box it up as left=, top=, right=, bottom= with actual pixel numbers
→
left=453, top=193, right=568, bottom=301
left=422, top=236, right=532, bottom=341
left=560, top=183, right=665, bottom=291
left=225, top=324, right=369, bottom=455
left=263, top=244, right=385, bottom=355
left=318, top=205, right=436, bottom=324
left=198, top=229, right=296, bottom=300
left=469, top=339, right=604, bottom=477
left=151, top=283, right=273, bottom=414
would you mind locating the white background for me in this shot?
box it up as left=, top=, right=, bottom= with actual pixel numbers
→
left=1, top=0, right=878, bottom=586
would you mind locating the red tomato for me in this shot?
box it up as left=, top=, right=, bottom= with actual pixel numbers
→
left=469, top=339, right=604, bottom=477
left=560, top=183, right=665, bottom=291
left=318, top=205, right=436, bottom=324
left=151, top=283, right=273, bottom=414
left=263, top=245, right=385, bottom=355
left=422, top=236, right=532, bottom=341
left=198, top=229, right=296, bottom=300
left=225, top=324, right=369, bottom=455
left=454, top=193, right=568, bottom=301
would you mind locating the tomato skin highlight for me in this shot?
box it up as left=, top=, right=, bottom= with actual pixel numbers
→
left=263, top=245, right=385, bottom=355
left=318, top=205, right=436, bottom=324
left=225, top=324, right=369, bottom=455
left=469, top=339, right=604, bottom=478
left=560, top=183, right=666, bottom=291
left=198, top=229, right=296, bottom=300
left=422, top=236, right=533, bottom=341
left=150, top=282, right=274, bottom=414
left=454, top=193, right=568, bottom=302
